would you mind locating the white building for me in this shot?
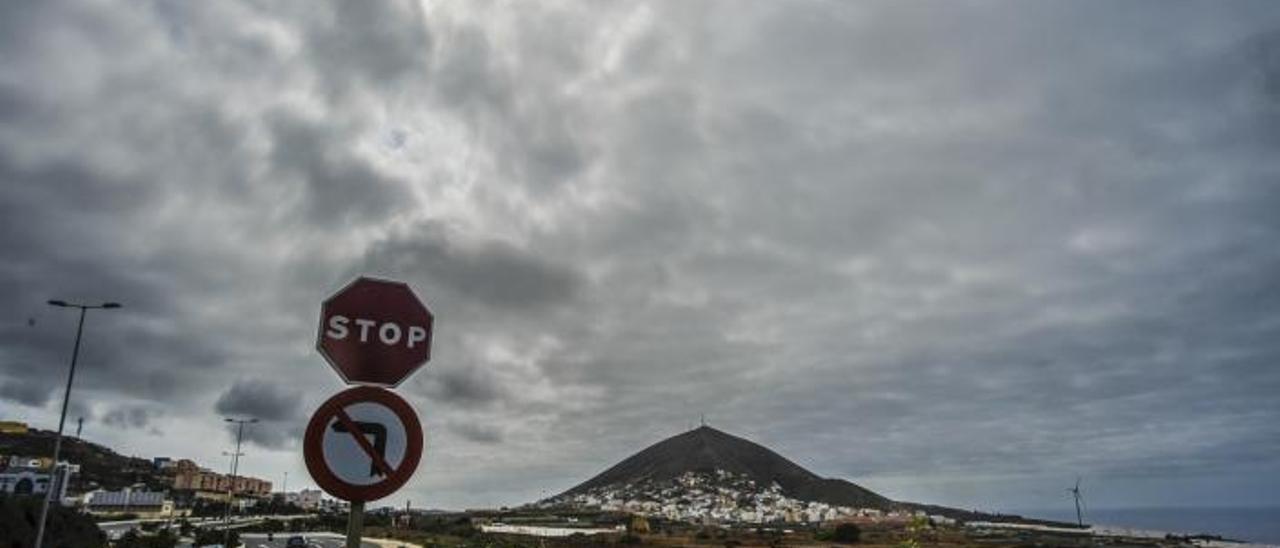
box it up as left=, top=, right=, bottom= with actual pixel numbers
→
left=7, top=456, right=46, bottom=469
left=0, top=469, right=49, bottom=495
left=85, top=488, right=176, bottom=517
left=283, top=488, right=324, bottom=509
left=0, top=462, right=77, bottom=503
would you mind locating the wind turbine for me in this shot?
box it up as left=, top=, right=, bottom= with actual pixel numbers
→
left=1067, top=476, right=1084, bottom=527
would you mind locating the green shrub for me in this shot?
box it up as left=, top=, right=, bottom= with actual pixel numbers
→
left=192, top=528, right=237, bottom=547
left=0, top=495, right=106, bottom=547
left=115, top=528, right=178, bottom=548
left=832, top=522, right=861, bottom=543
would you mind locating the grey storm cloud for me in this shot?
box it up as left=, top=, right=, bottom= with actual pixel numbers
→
left=0, top=376, right=52, bottom=408
left=101, top=406, right=161, bottom=431
left=447, top=421, right=504, bottom=444
left=214, top=380, right=303, bottom=423
left=2, top=0, right=1279, bottom=512
left=214, top=380, right=306, bottom=450
left=267, top=111, right=412, bottom=226
left=363, top=223, right=582, bottom=312
left=421, top=364, right=508, bottom=409
left=235, top=423, right=305, bottom=451
left=270, top=0, right=434, bottom=99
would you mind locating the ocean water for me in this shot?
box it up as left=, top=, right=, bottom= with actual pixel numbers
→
left=1014, top=507, right=1280, bottom=545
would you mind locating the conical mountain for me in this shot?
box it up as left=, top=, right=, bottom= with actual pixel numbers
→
left=561, top=425, right=890, bottom=509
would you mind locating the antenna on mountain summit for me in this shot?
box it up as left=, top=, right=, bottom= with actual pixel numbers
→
left=700, top=414, right=706, bottom=427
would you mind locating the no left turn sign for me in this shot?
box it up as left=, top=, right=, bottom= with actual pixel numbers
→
left=303, top=386, right=423, bottom=502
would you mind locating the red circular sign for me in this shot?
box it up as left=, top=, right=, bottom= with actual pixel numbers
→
left=317, top=276, right=434, bottom=387
left=303, top=386, right=424, bottom=502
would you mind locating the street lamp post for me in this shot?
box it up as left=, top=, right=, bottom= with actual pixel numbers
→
left=34, top=300, right=121, bottom=548
left=223, top=417, right=257, bottom=546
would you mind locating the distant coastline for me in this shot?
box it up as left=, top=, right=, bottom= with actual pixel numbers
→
left=1011, top=506, right=1280, bottom=545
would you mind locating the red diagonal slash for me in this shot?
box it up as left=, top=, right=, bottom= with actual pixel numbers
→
left=333, top=408, right=394, bottom=477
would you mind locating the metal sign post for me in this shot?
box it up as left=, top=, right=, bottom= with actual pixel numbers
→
left=346, top=500, right=365, bottom=548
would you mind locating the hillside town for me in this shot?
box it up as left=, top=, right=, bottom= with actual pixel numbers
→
left=540, top=469, right=952, bottom=527
left=0, top=420, right=344, bottom=520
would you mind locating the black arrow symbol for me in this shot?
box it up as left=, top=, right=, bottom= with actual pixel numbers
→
left=332, top=419, right=389, bottom=477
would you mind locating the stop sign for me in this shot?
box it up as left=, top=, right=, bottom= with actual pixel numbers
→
left=317, top=276, right=434, bottom=387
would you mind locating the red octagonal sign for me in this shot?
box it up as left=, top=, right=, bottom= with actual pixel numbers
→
left=317, top=276, right=434, bottom=387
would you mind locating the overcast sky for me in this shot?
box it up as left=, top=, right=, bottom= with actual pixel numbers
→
left=2, top=1, right=1279, bottom=514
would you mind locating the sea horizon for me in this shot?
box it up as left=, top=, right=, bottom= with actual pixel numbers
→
left=1011, top=506, right=1280, bottom=545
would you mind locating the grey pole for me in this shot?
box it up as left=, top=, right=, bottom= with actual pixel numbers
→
left=223, top=417, right=256, bottom=547
left=345, top=500, right=365, bottom=548
left=34, top=300, right=120, bottom=548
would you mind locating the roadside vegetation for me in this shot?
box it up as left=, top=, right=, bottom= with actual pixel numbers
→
left=0, top=494, right=106, bottom=547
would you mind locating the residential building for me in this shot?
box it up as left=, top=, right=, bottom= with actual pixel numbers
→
left=85, top=488, right=180, bottom=518
left=171, top=459, right=271, bottom=497
left=284, top=488, right=324, bottom=510
left=6, top=455, right=52, bottom=470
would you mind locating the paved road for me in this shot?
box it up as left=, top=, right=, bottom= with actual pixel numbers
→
left=240, top=532, right=381, bottom=548
left=98, top=518, right=387, bottom=548
left=99, top=519, right=218, bottom=540
left=97, top=516, right=311, bottom=541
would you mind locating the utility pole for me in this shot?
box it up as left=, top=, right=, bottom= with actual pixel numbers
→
left=75, top=417, right=83, bottom=439
left=280, top=470, right=289, bottom=513
left=223, top=417, right=257, bottom=546
left=34, top=299, right=121, bottom=548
